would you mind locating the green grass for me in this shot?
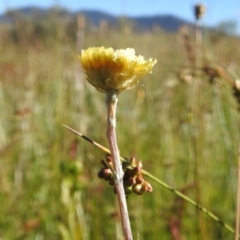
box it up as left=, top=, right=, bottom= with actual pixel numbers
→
left=0, top=24, right=240, bottom=239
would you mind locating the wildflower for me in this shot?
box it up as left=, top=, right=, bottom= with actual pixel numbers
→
left=79, top=47, right=157, bottom=93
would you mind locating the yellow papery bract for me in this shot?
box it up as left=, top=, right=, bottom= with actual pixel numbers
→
left=79, top=46, right=157, bottom=93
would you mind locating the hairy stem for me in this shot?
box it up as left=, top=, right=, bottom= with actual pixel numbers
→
left=106, top=90, right=133, bottom=240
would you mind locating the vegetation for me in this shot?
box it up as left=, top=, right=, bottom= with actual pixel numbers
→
left=0, top=12, right=240, bottom=239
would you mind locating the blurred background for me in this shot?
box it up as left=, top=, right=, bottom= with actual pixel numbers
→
left=0, top=1, right=240, bottom=239
left=0, top=0, right=240, bottom=34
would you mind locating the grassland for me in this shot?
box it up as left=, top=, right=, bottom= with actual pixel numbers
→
left=0, top=18, right=240, bottom=239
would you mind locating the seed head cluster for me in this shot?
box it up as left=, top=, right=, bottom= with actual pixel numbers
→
left=98, top=154, right=153, bottom=196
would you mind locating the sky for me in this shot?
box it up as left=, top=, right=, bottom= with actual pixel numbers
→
left=1, top=0, right=240, bottom=32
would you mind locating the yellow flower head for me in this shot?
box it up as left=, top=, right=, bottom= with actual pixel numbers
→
left=79, top=47, right=157, bottom=93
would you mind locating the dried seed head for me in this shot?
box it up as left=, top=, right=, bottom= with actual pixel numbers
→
left=194, top=4, right=206, bottom=20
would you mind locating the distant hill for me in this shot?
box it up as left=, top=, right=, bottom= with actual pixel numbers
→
left=0, top=6, right=193, bottom=32
left=128, top=15, right=192, bottom=31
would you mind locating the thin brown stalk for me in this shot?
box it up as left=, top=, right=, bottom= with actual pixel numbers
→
left=180, top=26, right=195, bottom=69
left=106, top=90, right=133, bottom=240
left=195, top=19, right=202, bottom=71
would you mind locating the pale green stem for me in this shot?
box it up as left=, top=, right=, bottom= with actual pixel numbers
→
left=106, top=90, right=133, bottom=240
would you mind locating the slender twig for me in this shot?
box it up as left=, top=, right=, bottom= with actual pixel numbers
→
left=105, top=90, right=133, bottom=240
left=62, top=124, right=239, bottom=238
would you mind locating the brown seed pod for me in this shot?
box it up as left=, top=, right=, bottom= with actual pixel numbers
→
left=135, top=174, right=144, bottom=184
left=124, top=176, right=136, bottom=187
left=106, top=154, right=112, bottom=163
left=142, top=181, right=153, bottom=193
left=102, top=168, right=113, bottom=181
left=126, top=166, right=139, bottom=178
left=98, top=168, right=106, bottom=179
left=132, top=183, right=144, bottom=195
